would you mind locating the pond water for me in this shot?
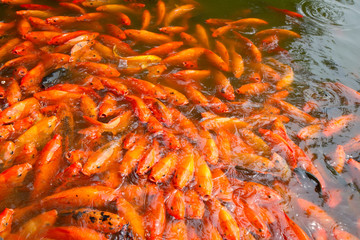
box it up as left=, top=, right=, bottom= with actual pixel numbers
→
left=198, top=0, right=360, bottom=87
left=197, top=0, right=360, bottom=236
left=0, top=0, right=360, bottom=239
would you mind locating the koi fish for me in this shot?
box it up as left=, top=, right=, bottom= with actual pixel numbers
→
left=267, top=6, right=304, bottom=18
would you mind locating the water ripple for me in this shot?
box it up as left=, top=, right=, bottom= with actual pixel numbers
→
left=298, top=0, right=360, bottom=30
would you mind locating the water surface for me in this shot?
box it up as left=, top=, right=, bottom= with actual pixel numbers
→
left=197, top=0, right=360, bottom=236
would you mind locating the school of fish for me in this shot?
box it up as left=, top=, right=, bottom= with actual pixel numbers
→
left=0, top=0, right=359, bottom=239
